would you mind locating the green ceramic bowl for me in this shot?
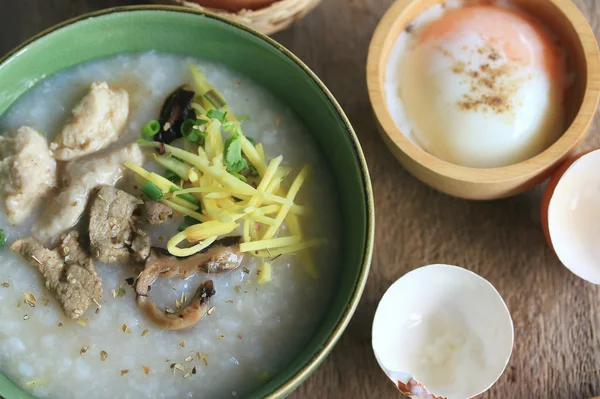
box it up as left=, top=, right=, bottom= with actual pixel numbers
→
left=0, top=5, right=374, bottom=399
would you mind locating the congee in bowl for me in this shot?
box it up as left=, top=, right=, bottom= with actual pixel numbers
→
left=0, top=7, right=373, bottom=399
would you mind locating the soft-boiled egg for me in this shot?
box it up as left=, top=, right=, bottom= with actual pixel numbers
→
left=541, top=149, right=600, bottom=284
left=372, top=264, right=514, bottom=399
left=386, top=3, right=566, bottom=168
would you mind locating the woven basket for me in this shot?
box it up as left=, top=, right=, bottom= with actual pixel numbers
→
left=155, top=0, right=321, bottom=35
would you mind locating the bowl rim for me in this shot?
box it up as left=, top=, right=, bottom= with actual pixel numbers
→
left=366, top=0, right=600, bottom=184
left=0, top=5, right=375, bottom=399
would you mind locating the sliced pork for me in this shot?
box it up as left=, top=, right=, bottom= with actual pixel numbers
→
left=11, top=232, right=102, bottom=319
left=51, top=82, right=129, bottom=161
left=88, top=185, right=150, bottom=264
left=32, top=143, right=143, bottom=243
left=142, top=201, right=172, bottom=225
left=0, top=126, right=56, bottom=225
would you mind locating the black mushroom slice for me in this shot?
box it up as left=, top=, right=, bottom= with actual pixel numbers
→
left=136, top=281, right=215, bottom=331
left=155, top=86, right=196, bottom=144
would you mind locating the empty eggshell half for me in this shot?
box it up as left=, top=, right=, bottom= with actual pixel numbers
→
left=372, top=264, right=513, bottom=399
left=542, top=149, right=600, bottom=284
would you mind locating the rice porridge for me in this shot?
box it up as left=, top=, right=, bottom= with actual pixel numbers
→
left=0, top=52, right=342, bottom=399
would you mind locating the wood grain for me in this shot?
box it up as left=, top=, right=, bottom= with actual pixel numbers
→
left=1, top=0, right=599, bottom=398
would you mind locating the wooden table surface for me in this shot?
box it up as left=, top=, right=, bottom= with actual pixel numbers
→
left=2, top=0, right=600, bottom=398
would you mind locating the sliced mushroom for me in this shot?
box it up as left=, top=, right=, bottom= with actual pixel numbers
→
left=136, top=237, right=244, bottom=292
left=135, top=237, right=244, bottom=330
left=136, top=280, right=215, bottom=331
left=155, top=86, right=195, bottom=144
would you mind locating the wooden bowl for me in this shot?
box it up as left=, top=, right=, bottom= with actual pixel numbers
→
left=155, top=0, right=321, bottom=35
left=367, top=0, right=600, bottom=200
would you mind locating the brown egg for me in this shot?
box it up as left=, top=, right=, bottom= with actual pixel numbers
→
left=189, top=0, right=279, bottom=12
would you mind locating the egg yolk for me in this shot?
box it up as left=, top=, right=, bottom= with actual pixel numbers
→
left=420, top=6, right=562, bottom=79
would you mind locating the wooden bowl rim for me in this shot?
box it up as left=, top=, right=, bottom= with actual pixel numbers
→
left=366, top=0, right=600, bottom=184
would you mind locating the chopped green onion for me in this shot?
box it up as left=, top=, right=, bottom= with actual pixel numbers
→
left=170, top=187, right=201, bottom=206
left=179, top=193, right=201, bottom=206
left=181, top=119, right=209, bottom=143
left=0, top=228, right=6, bottom=247
left=181, top=120, right=201, bottom=143
left=141, top=120, right=161, bottom=138
left=204, top=89, right=227, bottom=109
left=136, top=138, right=153, bottom=145
left=207, top=109, right=227, bottom=123
left=141, top=181, right=164, bottom=201
left=177, top=216, right=200, bottom=232
left=165, top=169, right=179, bottom=183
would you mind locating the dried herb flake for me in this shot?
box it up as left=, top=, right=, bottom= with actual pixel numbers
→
left=24, top=292, right=37, bottom=307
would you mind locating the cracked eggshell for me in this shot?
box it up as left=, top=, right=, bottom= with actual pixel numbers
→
left=541, top=148, right=600, bottom=284
left=372, top=264, right=513, bottom=399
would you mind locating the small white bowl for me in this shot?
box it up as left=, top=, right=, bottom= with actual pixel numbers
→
left=372, top=264, right=514, bottom=399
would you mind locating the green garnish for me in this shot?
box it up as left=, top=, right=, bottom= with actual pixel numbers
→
left=223, top=121, right=241, bottom=134
left=141, top=181, right=164, bottom=201
left=165, top=169, right=179, bottom=183
left=180, top=119, right=208, bottom=144
left=0, top=229, right=6, bottom=247
left=224, top=132, right=249, bottom=174
left=141, top=120, right=161, bottom=138
left=179, top=193, right=201, bottom=206
left=206, top=109, right=227, bottom=123
left=136, top=138, right=153, bottom=145
left=170, top=187, right=201, bottom=206
left=203, top=89, right=227, bottom=109
left=177, top=216, right=200, bottom=232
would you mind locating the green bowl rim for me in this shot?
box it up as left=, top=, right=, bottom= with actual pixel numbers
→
left=0, top=5, right=375, bottom=399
